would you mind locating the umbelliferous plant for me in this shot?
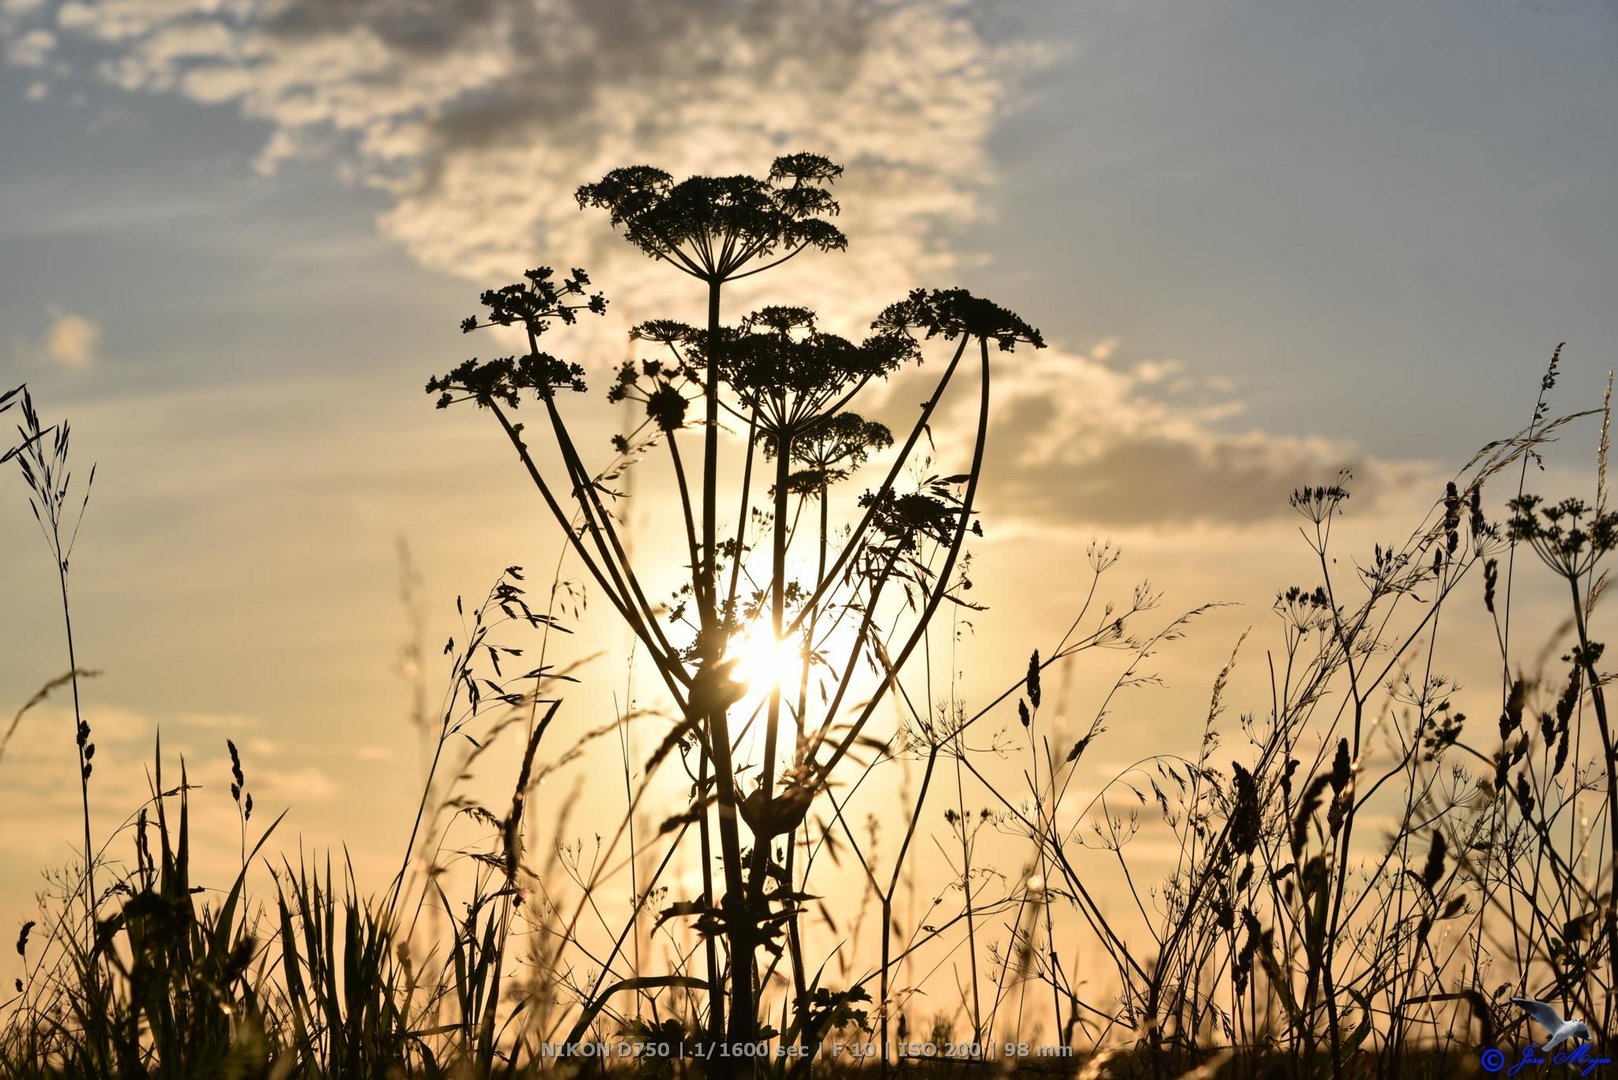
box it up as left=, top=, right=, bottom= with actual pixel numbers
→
left=427, top=153, right=1042, bottom=1064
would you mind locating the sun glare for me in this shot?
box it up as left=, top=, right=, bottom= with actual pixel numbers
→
left=728, top=626, right=805, bottom=697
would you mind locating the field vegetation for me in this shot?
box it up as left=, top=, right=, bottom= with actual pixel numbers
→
left=2, top=156, right=1613, bottom=1079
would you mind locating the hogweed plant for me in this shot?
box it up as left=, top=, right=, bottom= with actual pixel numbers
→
left=416, top=163, right=1618, bottom=1077
left=428, top=152, right=1047, bottom=1064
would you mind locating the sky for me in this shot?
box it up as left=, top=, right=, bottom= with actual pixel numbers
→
left=2, top=0, right=1618, bottom=987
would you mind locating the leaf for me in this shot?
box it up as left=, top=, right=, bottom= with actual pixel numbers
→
left=654, top=900, right=707, bottom=930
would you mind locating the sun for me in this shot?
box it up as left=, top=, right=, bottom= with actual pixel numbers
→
left=725, top=625, right=808, bottom=765
left=727, top=626, right=805, bottom=697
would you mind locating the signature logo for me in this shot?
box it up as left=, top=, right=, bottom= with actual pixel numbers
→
left=1480, top=1043, right=1613, bottom=1076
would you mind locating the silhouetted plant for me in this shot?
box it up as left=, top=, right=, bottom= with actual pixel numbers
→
left=431, top=152, right=1045, bottom=1067
left=8, top=389, right=98, bottom=973
left=10, top=182, right=1618, bottom=1080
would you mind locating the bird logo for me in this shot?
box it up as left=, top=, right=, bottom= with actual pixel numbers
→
left=1510, top=997, right=1593, bottom=1054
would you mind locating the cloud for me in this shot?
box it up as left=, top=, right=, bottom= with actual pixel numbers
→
left=2, top=23, right=50, bottom=64
left=43, top=310, right=100, bottom=368
left=2, top=0, right=1034, bottom=317
left=874, top=335, right=1405, bottom=529
left=174, top=710, right=258, bottom=731
left=14, top=309, right=101, bottom=369
left=0, top=0, right=1399, bottom=529
left=255, top=763, right=336, bottom=803
left=0, top=699, right=334, bottom=869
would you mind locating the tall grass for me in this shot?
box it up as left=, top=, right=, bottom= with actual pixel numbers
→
left=8, top=390, right=97, bottom=958
left=2, top=163, right=1616, bottom=1080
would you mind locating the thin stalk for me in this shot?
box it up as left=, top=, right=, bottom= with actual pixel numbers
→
left=668, top=433, right=704, bottom=604
left=951, top=740, right=983, bottom=1044
left=55, top=559, right=95, bottom=963
left=535, top=379, right=682, bottom=667
left=698, top=748, right=724, bottom=1044
left=703, top=279, right=723, bottom=628
left=488, top=403, right=685, bottom=698
left=781, top=336, right=973, bottom=644
left=724, top=411, right=762, bottom=622
left=881, top=747, right=939, bottom=1070
left=692, top=274, right=754, bottom=1054
left=809, top=336, right=992, bottom=785
left=748, top=426, right=794, bottom=897
left=1566, top=574, right=1618, bottom=1030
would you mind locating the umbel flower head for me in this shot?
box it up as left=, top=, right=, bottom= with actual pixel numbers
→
left=576, top=154, right=848, bottom=281
left=607, top=351, right=699, bottom=435
left=1508, top=494, right=1618, bottom=579
left=873, top=287, right=1045, bottom=352
left=765, top=411, right=894, bottom=496
left=858, top=485, right=978, bottom=552
left=426, top=267, right=606, bottom=409
left=709, top=306, right=915, bottom=435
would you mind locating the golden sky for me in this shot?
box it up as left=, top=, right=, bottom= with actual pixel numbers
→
left=2, top=0, right=1617, bottom=999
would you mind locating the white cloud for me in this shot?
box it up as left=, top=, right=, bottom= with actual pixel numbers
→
left=0, top=0, right=1403, bottom=532
left=3, top=0, right=1023, bottom=308
left=175, top=710, right=257, bottom=731
left=13, top=309, right=102, bottom=369
left=0, top=697, right=350, bottom=911
left=179, top=61, right=250, bottom=103
left=256, top=763, right=336, bottom=802
left=3, top=24, right=51, bottom=65
left=865, top=337, right=1415, bottom=529
left=40, top=310, right=101, bottom=369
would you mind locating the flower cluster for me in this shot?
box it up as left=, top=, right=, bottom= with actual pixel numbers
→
left=715, top=307, right=914, bottom=435
left=227, top=738, right=253, bottom=822
left=873, top=287, right=1045, bottom=352
left=1507, top=494, right=1618, bottom=579
left=426, top=267, right=605, bottom=409
left=576, top=154, right=848, bottom=281
left=765, top=412, right=893, bottom=496
left=1289, top=478, right=1351, bottom=525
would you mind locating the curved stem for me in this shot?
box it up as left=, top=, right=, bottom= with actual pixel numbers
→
left=812, top=336, right=992, bottom=785
left=782, top=336, right=973, bottom=643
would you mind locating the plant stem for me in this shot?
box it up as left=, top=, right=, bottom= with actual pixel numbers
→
left=56, top=559, right=95, bottom=964
left=1567, top=574, right=1618, bottom=1031
left=696, top=275, right=754, bottom=1059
